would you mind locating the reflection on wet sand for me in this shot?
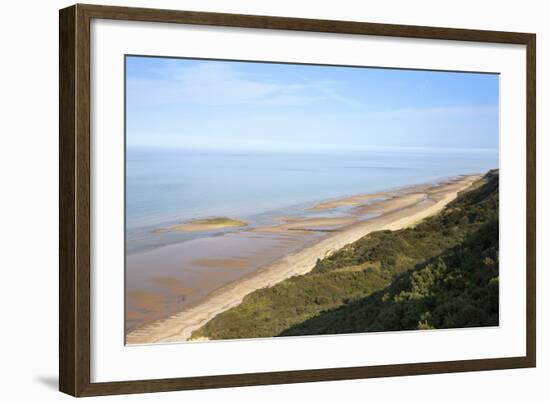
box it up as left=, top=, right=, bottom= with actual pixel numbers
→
left=126, top=230, right=321, bottom=333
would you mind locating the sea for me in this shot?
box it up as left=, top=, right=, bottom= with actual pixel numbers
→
left=126, top=148, right=498, bottom=254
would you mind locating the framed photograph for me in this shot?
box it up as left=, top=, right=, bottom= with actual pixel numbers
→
left=59, top=4, right=536, bottom=397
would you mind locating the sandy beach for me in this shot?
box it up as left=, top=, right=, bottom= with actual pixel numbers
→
left=126, top=174, right=480, bottom=345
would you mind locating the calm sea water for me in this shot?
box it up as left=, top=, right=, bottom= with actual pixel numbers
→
left=126, top=148, right=498, bottom=253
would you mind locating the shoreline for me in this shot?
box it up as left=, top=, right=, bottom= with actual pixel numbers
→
left=127, top=174, right=465, bottom=255
left=126, top=174, right=480, bottom=345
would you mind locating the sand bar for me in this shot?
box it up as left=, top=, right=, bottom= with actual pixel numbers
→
left=253, top=216, right=358, bottom=233
left=156, top=217, right=248, bottom=233
left=126, top=175, right=480, bottom=345
left=308, top=193, right=389, bottom=211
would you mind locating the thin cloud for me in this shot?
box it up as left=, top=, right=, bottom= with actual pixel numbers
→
left=126, top=62, right=351, bottom=107
left=126, top=58, right=499, bottom=153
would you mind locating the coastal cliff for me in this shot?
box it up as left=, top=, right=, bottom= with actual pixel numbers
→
left=191, top=170, right=499, bottom=340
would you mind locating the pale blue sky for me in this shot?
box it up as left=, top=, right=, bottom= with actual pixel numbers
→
left=126, top=56, right=499, bottom=153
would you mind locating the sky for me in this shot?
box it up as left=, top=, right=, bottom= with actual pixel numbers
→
left=126, top=56, right=499, bottom=153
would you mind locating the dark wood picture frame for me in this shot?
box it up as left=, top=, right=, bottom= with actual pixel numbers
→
left=59, top=3, right=536, bottom=397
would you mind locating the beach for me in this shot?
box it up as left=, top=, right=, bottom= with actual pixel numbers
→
left=126, top=174, right=480, bottom=345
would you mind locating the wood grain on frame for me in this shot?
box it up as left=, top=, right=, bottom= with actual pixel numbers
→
left=59, top=3, right=536, bottom=397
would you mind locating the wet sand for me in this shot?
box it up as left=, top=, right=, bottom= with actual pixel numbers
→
left=125, top=230, right=320, bottom=333
left=126, top=174, right=480, bottom=345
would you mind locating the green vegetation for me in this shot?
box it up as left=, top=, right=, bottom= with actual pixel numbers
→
left=191, top=171, right=499, bottom=340
left=198, top=217, right=247, bottom=226
left=172, top=217, right=248, bottom=232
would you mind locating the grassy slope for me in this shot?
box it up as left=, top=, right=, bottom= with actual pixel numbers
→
left=191, top=171, right=499, bottom=340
